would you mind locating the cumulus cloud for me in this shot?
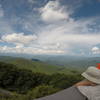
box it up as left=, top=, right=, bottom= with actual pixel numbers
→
left=40, top=1, right=71, bottom=22
left=1, top=33, right=37, bottom=45
left=0, top=32, right=65, bottom=54
left=0, top=45, right=65, bottom=55
left=0, top=0, right=100, bottom=55
left=38, top=33, right=100, bottom=47
left=1, top=31, right=100, bottom=55
left=37, top=17, right=100, bottom=47
left=0, top=11, right=100, bottom=55
left=91, top=46, right=100, bottom=54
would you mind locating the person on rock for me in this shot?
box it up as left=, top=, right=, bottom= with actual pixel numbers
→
left=36, top=64, right=100, bottom=100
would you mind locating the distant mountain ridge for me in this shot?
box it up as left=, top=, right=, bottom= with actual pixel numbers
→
left=31, top=55, right=100, bottom=69
left=0, top=56, right=77, bottom=74
left=0, top=55, right=100, bottom=74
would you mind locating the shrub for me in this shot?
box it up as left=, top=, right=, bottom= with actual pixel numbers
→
left=28, top=85, right=60, bottom=99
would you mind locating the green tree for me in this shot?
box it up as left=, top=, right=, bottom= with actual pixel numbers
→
left=28, top=85, right=60, bottom=99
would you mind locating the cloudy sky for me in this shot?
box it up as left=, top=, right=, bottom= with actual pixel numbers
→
left=0, top=0, right=100, bottom=56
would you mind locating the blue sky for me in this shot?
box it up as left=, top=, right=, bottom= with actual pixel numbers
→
left=0, top=0, right=100, bottom=56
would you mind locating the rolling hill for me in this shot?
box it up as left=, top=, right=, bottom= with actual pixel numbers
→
left=31, top=55, right=100, bottom=69
left=0, top=56, right=78, bottom=74
left=0, top=55, right=100, bottom=74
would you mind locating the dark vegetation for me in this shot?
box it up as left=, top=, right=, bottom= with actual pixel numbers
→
left=31, top=58, right=41, bottom=62
left=0, top=58, right=83, bottom=100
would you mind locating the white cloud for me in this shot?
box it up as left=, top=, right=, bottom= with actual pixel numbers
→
left=0, top=45, right=65, bottom=55
left=40, top=1, right=71, bottom=22
left=0, top=32, right=65, bottom=54
left=91, top=46, right=100, bottom=54
left=1, top=17, right=100, bottom=55
left=0, top=1, right=100, bottom=55
left=1, top=33, right=37, bottom=45
left=37, top=17, right=100, bottom=48
left=38, top=33, right=100, bottom=47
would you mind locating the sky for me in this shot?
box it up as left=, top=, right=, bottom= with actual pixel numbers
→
left=0, top=0, right=100, bottom=56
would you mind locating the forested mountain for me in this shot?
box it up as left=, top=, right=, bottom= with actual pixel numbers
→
left=0, top=61, right=83, bottom=100
left=0, top=55, right=99, bottom=100
left=0, top=56, right=80, bottom=74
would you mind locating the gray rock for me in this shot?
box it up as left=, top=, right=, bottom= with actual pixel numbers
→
left=35, top=86, right=87, bottom=100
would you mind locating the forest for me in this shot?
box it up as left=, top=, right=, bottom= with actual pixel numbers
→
left=0, top=61, right=83, bottom=100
